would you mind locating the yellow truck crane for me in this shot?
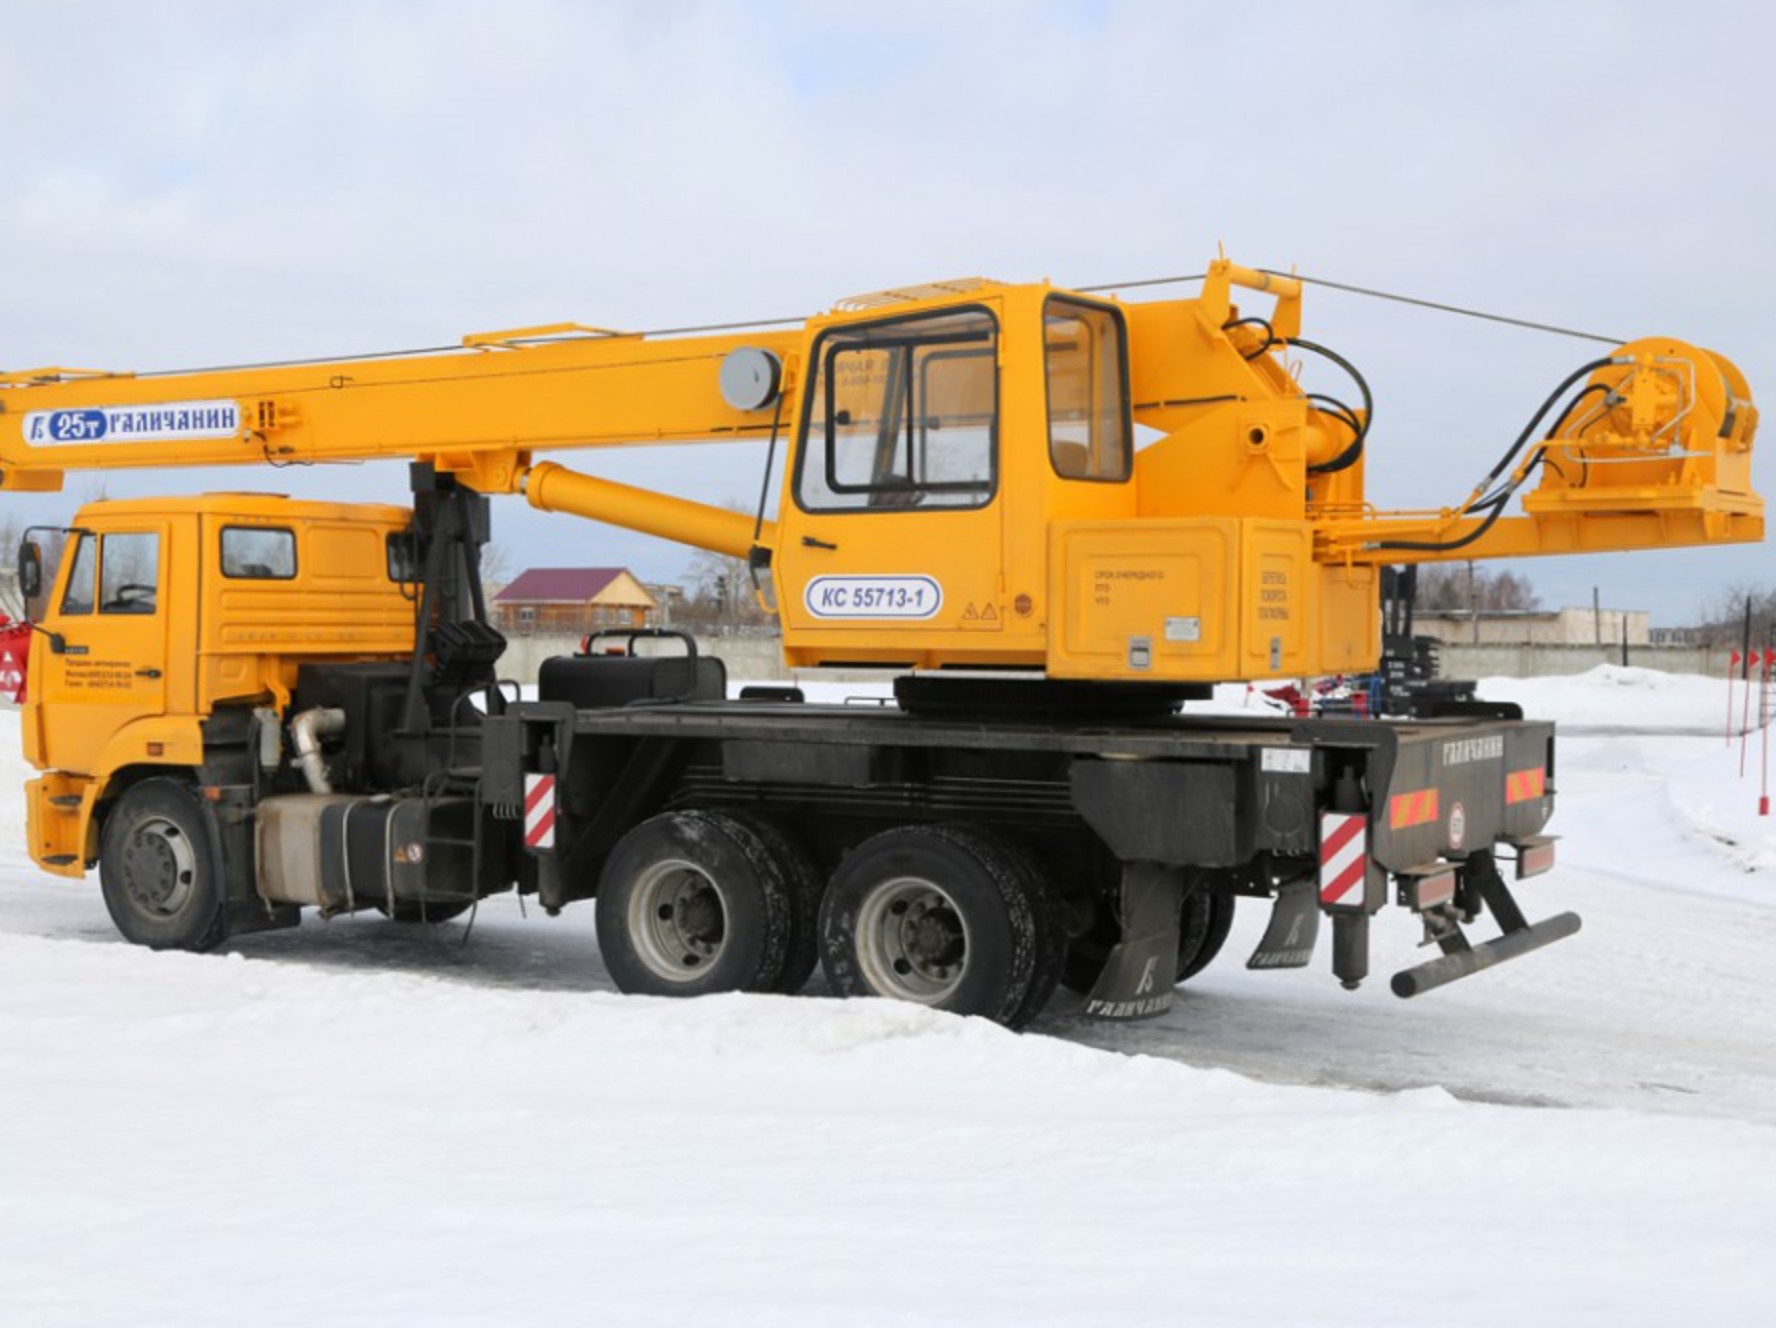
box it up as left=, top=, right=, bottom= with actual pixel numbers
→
left=0, top=259, right=1761, bottom=1025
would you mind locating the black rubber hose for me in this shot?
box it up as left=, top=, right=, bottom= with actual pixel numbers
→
left=1374, top=494, right=1512, bottom=553
left=1293, top=338, right=1374, bottom=475
left=1475, top=381, right=1612, bottom=504
left=1223, top=316, right=1276, bottom=361
left=1380, top=358, right=1621, bottom=553
left=1472, top=358, right=1616, bottom=494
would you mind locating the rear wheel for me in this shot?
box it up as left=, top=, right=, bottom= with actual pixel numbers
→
left=819, top=823, right=1060, bottom=1029
left=1060, top=889, right=1236, bottom=995
left=722, top=812, right=823, bottom=995
left=1177, top=891, right=1236, bottom=983
left=98, top=777, right=230, bottom=952
left=595, top=810, right=795, bottom=998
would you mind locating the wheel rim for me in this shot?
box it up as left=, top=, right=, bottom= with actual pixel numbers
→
left=627, top=858, right=729, bottom=981
left=120, top=815, right=196, bottom=917
left=855, top=876, right=970, bottom=1003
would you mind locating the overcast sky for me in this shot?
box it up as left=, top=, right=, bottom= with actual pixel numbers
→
left=3, top=0, right=1773, bottom=623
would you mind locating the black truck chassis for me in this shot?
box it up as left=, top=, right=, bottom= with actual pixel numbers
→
left=458, top=683, right=1571, bottom=1027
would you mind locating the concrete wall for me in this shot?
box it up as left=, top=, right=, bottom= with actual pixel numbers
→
left=493, top=635, right=1730, bottom=687
left=1436, top=642, right=1725, bottom=679
left=1418, top=607, right=1652, bottom=647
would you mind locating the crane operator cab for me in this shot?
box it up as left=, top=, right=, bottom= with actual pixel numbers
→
left=769, top=275, right=1380, bottom=704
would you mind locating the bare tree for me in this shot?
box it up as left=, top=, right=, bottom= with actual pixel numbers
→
left=0, top=512, right=21, bottom=619
left=677, top=500, right=775, bottom=634
left=1416, top=564, right=1541, bottom=614
left=477, top=540, right=513, bottom=588
left=1697, top=584, right=1776, bottom=650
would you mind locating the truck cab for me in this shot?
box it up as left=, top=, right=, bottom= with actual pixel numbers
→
left=21, top=494, right=415, bottom=876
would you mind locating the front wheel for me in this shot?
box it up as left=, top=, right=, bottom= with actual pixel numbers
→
left=98, top=777, right=230, bottom=952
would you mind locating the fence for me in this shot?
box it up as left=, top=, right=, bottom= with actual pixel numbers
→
left=1435, top=643, right=1725, bottom=679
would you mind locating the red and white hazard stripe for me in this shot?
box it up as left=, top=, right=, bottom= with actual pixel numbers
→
left=523, top=773, right=557, bottom=850
left=1318, top=811, right=1367, bottom=905
left=0, top=650, right=24, bottom=704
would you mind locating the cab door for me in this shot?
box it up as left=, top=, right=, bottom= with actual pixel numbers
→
left=33, top=524, right=172, bottom=777
left=775, top=303, right=1006, bottom=665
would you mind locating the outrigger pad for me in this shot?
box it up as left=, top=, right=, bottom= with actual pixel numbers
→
left=1084, top=862, right=1185, bottom=1021
left=1246, top=880, right=1320, bottom=969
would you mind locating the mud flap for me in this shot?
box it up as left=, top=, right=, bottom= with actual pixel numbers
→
left=1084, top=862, right=1185, bottom=1021
left=1246, top=879, right=1320, bottom=969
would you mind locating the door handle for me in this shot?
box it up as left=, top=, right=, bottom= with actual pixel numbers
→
left=135, top=669, right=162, bottom=680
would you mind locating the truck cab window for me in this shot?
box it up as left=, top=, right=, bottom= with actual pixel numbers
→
left=386, top=531, right=419, bottom=583
left=796, top=308, right=997, bottom=512
left=221, top=527, right=296, bottom=579
left=99, top=532, right=160, bottom=615
left=1045, top=297, right=1131, bottom=482
left=59, top=533, right=95, bottom=616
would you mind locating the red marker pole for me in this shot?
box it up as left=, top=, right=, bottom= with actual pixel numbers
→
left=1761, top=649, right=1771, bottom=816
left=1740, top=601, right=1755, bottom=777
left=1729, top=650, right=1740, bottom=747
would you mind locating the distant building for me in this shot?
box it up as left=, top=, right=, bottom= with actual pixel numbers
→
left=1415, top=606, right=1649, bottom=646
left=643, top=583, right=686, bottom=628
left=1648, top=625, right=1704, bottom=647
left=492, top=567, right=658, bottom=636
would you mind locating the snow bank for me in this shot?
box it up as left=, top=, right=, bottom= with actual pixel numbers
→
left=2, top=923, right=1772, bottom=1326
left=1483, top=664, right=1731, bottom=730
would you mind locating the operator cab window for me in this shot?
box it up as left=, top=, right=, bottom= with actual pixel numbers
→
left=98, top=533, right=160, bottom=615
left=59, top=533, right=96, bottom=616
left=1045, top=297, right=1132, bottom=482
left=796, top=307, right=998, bottom=512
left=221, top=527, right=297, bottom=579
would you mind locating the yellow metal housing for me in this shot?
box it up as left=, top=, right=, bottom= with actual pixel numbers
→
left=1, top=255, right=1760, bottom=700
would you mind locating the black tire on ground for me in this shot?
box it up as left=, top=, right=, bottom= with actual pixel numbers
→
left=594, top=810, right=795, bottom=998
left=818, top=823, right=1055, bottom=1030
left=721, top=811, right=824, bottom=995
left=1060, top=889, right=1236, bottom=995
left=98, top=777, right=230, bottom=952
left=1177, top=891, right=1235, bottom=983
left=384, top=899, right=474, bottom=924
left=988, top=833, right=1069, bottom=1029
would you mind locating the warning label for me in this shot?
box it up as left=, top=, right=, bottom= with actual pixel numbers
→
left=960, top=601, right=1002, bottom=631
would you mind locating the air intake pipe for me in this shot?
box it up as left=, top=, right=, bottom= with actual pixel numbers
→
left=288, top=707, right=346, bottom=794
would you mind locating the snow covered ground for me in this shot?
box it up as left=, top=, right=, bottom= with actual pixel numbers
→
left=3, top=667, right=1774, bottom=1326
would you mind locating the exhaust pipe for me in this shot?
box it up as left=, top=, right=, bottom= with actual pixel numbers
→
left=288, top=707, right=346, bottom=794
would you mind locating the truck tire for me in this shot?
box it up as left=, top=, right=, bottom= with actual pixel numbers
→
left=595, top=810, right=795, bottom=998
left=990, top=833, right=1068, bottom=1029
left=1176, top=891, right=1235, bottom=983
left=98, top=777, right=230, bottom=952
left=818, top=823, right=1057, bottom=1029
left=722, top=812, right=823, bottom=995
left=1060, top=890, right=1236, bottom=995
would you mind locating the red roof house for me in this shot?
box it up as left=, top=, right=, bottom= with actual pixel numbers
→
left=492, top=567, right=658, bottom=635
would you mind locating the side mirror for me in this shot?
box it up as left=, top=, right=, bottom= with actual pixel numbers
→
left=18, top=541, right=41, bottom=601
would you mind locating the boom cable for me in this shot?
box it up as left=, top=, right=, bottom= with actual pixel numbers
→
left=37, top=267, right=1620, bottom=386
